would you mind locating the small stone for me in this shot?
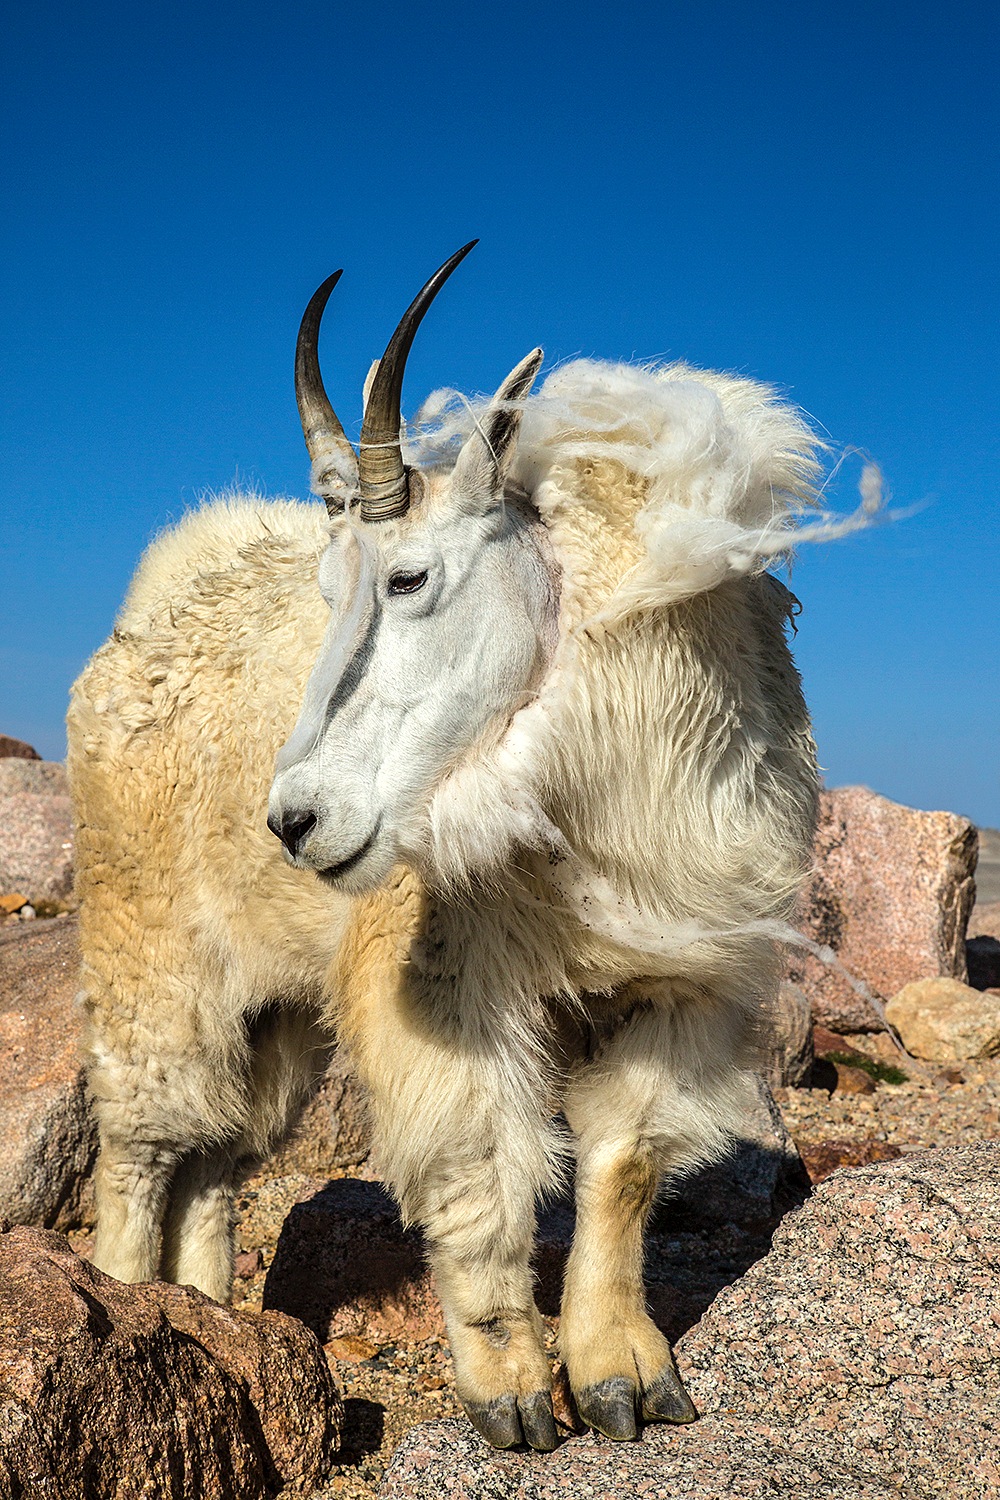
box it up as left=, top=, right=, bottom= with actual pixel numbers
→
left=417, top=1372, right=446, bottom=1392
left=234, top=1248, right=263, bottom=1279
left=812, top=1024, right=867, bottom=1061
left=797, top=1138, right=903, bottom=1184
left=832, top=1061, right=876, bottom=1095
left=551, top=1362, right=583, bottom=1432
left=863, top=1029, right=906, bottom=1066
left=17, top=904, right=36, bottom=921
left=0, top=893, right=29, bottom=914
left=325, top=1334, right=379, bottom=1362
left=886, top=976, right=1000, bottom=1061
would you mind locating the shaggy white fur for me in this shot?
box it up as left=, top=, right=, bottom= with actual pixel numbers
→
left=408, top=358, right=883, bottom=616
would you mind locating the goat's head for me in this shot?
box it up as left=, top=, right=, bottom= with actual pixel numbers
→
left=267, top=244, right=558, bottom=892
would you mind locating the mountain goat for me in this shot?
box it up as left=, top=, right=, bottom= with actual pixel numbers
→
left=69, top=242, right=825, bottom=1450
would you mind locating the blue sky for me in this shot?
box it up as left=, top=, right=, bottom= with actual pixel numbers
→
left=2, top=2, right=997, bottom=825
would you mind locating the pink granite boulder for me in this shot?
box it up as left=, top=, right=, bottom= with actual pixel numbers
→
left=0, top=915, right=96, bottom=1228
left=790, top=786, right=977, bottom=1031
left=0, top=759, right=74, bottom=910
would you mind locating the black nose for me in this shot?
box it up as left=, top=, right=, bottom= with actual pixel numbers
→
left=267, top=809, right=317, bottom=857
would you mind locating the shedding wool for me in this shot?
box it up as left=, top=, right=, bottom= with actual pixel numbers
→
left=411, top=363, right=883, bottom=997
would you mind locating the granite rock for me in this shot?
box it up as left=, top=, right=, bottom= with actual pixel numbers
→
left=0, top=759, right=74, bottom=909
left=265, top=1045, right=371, bottom=1176
left=831, top=1060, right=877, bottom=1093
left=790, top=786, right=977, bottom=1032
left=0, top=760, right=68, bottom=796
left=0, top=915, right=97, bottom=1228
left=764, top=980, right=814, bottom=1087
left=886, top=975, right=1000, bottom=1061
left=0, top=1223, right=341, bottom=1499
left=380, top=1144, right=1000, bottom=1500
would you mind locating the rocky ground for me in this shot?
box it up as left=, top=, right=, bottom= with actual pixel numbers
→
left=228, top=1049, right=1000, bottom=1498
left=54, top=1047, right=1000, bottom=1499
left=64, top=1021, right=993, bottom=1500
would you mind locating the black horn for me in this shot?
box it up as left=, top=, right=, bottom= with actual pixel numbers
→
left=295, top=270, right=359, bottom=514
left=358, top=241, right=478, bottom=522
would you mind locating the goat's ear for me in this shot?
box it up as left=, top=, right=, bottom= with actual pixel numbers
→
left=449, top=348, right=543, bottom=510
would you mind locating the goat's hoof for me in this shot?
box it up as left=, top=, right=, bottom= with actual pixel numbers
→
left=575, top=1377, right=637, bottom=1441
left=641, top=1365, right=698, bottom=1425
left=518, top=1389, right=559, bottom=1451
left=464, top=1393, right=523, bottom=1448
left=463, top=1390, right=560, bottom=1451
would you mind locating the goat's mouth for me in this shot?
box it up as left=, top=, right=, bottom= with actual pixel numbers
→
left=317, top=819, right=383, bottom=884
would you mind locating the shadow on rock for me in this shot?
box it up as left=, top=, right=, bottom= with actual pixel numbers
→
left=335, top=1397, right=385, bottom=1466
left=263, top=1179, right=441, bottom=1344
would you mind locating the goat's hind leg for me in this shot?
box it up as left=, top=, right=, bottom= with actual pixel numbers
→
left=89, top=1041, right=228, bottom=1293
left=91, top=1130, right=177, bottom=1286
left=159, top=1145, right=242, bottom=1301
left=159, top=1005, right=332, bottom=1302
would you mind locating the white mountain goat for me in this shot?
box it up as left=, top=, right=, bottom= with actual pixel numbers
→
left=70, top=242, right=852, bottom=1448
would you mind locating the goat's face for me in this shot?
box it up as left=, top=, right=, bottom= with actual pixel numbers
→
left=267, top=248, right=557, bottom=891
left=268, top=439, right=556, bottom=892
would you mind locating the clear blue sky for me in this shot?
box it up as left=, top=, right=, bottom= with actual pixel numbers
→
left=2, top=2, right=997, bottom=825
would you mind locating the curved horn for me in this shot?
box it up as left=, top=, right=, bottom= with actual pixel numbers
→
left=358, top=241, right=478, bottom=522
left=295, top=270, right=359, bottom=514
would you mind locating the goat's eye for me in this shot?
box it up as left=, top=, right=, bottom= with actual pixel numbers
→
left=387, top=570, right=428, bottom=597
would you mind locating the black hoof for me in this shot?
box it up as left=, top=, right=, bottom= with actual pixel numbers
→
left=519, top=1389, right=559, bottom=1451
left=576, top=1376, right=638, bottom=1441
left=463, top=1393, right=523, bottom=1448
left=641, top=1366, right=698, bottom=1425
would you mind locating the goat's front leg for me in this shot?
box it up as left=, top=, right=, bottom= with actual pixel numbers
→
left=560, top=993, right=747, bottom=1439
left=333, top=882, right=560, bottom=1451
left=424, top=1172, right=556, bottom=1451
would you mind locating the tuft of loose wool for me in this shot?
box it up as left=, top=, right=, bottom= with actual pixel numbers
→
left=407, top=357, right=886, bottom=617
